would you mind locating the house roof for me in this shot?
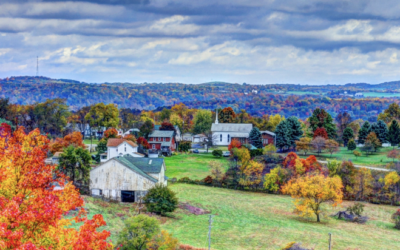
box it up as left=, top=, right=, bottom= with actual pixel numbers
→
left=123, top=154, right=165, bottom=173
left=149, top=130, right=174, bottom=138
left=114, top=156, right=158, bottom=182
left=194, top=134, right=206, bottom=138
left=107, top=138, right=138, bottom=148
left=53, top=152, right=63, bottom=158
left=211, top=123, right=252, bottom=133
left=260, top=131, right=276, bottom=137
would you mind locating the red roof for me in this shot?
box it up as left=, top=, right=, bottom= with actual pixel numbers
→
left=107, top=138, right=138, bottom=148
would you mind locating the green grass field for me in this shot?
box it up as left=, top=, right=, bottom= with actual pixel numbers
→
left=296, top=147, right=394, bottom=167
left=84, top=139, right=100, bottom=145
left=81, top=184, right=400, bottom=249
left=285, top=91, right=323, bottom=96
left=165, top=153, right=229, bottom=180
left=362, top=92, right=400, bottom=98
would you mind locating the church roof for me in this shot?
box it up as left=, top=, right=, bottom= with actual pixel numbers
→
left=211, top=123, right=253, bottom=133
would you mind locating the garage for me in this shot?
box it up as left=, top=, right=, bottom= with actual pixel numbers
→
left=121, top=190, right=135, bottom=202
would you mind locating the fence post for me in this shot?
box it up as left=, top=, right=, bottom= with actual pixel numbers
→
left=328, top=233, right=332, bottom=250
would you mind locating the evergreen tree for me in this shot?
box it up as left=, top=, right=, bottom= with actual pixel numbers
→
left=342, top=127, right=354, bottom=146
left=249, top=127, right=263, bottom=149
left=388, top=120, right=400, bottom=147
left=275, top=120, right=291, bottom=151
left=371, top=120, right=388, bottom=144
left=358, top=121, right=371, bottom=144
left=308, top=108, right=337, bottom=139
left=286, top=116, right=303, bottom=148
left=347, top=139, right=356, bottom=151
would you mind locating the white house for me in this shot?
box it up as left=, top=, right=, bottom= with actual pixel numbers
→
left=101, top=138, right=144, bottom=163
left=193, top=134, right=207, bottom=143
left=211, top=110, right=253, bottom=146
left=182, top=132, right=193, bottom=142
left=90, top=154, right=167, bottom=202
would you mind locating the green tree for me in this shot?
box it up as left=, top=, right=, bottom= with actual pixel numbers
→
left=342, top=127, right=354, bottom=146
left=286, top=116, right=303, bottom=148
left=178, top=141, right=191, bottom=152
left=378, top=103, right=400, bottom=123
left=275, top=120, right=291, bottom=151
left=192, top=109, right=213, bottom=134
left=117, top=214, right=160, bottom=250
left=160, top=108, right=171, bottom=121
left=358, top=121, right=371, bottom=144
left=212, top=149, right=223, bottom=158
left=309, top=108, right=337, bottom=139
left=140, top=120, right=154, bottom=139
left=347, top=139, right=356, bottom=151
left=371, top=120, right=388, bottom=144
left=85, top=103, right=119, bottom=143
left=143, top=184, right=178, bottom=216
left=33, top=98, right=70, bottom=136
left=388, top=120, right=400, bottom=147
left=58, top=146, right=91, bottom=184
left=249, top=127, right=263, bottom=149
left=0, top=97, right=10, bottom=119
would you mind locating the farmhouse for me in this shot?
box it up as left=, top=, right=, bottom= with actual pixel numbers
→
left=90, top=154, right=167, bottom=202
left=100, top=138, right=144, bottom=163
left=211, top=112, right=253, bottom=145
left=148, top=130, right=176, bottom=156
left=260, top=131, right=276, bottom=146
left=153, top=124, right=182, bottom=148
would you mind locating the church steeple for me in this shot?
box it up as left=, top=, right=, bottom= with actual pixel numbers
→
left=215, top=109, right=219, bottom=124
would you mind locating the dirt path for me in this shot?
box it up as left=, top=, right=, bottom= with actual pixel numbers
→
left=318, top=160, right=393, bottom=172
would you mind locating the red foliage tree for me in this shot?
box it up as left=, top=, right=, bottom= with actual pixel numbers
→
left=49, top=131, right=86, bottom=154
left=228, top=139, right=242, bottom=153
left=283, top=152, right=322, bottom=175
left=103, top=128, right=119, bottom=139
left=160, top=122, right=176, bottom=132
left=313, top=127, right=328, bottom=139
left=137, top=137, right=150, bottom=149
left=0, top=124, right=112, bottom=249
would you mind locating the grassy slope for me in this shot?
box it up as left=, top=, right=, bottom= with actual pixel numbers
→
left=164, top=153, right=229, bottom=180
left=296, top=147, right=394, bottom=167
left=163, top=184, right=400, bottom=250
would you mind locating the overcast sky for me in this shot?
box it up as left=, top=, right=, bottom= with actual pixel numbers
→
left=2, top=0, right=400, bottom=84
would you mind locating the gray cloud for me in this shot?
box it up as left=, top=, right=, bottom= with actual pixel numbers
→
left=2, top=0, right=400, bottom=84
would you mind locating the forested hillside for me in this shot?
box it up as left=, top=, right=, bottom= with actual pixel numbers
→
left=2, top=76, right=400, bottom=121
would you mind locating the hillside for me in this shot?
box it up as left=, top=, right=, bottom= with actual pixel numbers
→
left=2, top=76, right=400, bottom=120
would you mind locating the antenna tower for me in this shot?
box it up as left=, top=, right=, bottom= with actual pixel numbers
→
left=36, top=56, right=39, bottom=77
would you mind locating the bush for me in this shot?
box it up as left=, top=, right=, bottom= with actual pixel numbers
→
left=347, top=202, right=365, bottom=216
left=392, top=209, right=400, bottom=229
left=212, top=149, right=223, bottom=158
left=143, top=184, right=178, bottom=216
left=178, top=141, right=192, bottom=152
left=347, top=139, right=356, bottom=151
left=250, top=149, right=263, bottom=157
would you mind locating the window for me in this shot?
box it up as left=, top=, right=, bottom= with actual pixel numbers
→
left=152, top=144, right=156, bottom=149
left=124, top=146, right=126, bottom=152
left=163, top=137, right=166, bottom=141
left=220, top=134, right=222, bottom=142
left=116, top=148, right=118, bottom=152
left=227, top=134, right=230, bottom=143
left=158, top=137, right=161, bottom=141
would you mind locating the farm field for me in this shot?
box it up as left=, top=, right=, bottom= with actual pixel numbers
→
left=362, top=92, right=400, bottom=98
left=80, top=185, right=400, bottom=249
left=164, top=153, right=229, bottom=180
left=295, top=147, right=395, bottom=167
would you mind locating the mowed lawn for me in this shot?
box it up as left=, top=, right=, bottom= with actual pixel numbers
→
left=296, top=147, right=395, bottom=167
left=163, top=184, right=400, bottom=250
left=164, top=153, right=229, bottom=180
left=84, top=138, right=100, bottom=145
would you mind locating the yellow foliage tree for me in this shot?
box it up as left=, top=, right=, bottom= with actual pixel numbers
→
left=352, top=168, right=374, bottom=201
left=295, top=137, right=312, bottom=155
left=383, top=172, right=400, bottom=205
left=282, top=174, right=343, bottom=222
left=239, top=160, right=264, bottom=189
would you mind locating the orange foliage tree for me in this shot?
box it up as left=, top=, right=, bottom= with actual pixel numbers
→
left=283, top=152, right=322, bottom=175
left=0, top=125, right=112, bottom=249
left=103, top=128, right=119, bottom=139
left=124, top=134, right=137, bottom=143
left=49, top=131, right=86, bottom=154
left=228, top=139, right=242, bottom=154
left=282, top=174, right=343, bottom=222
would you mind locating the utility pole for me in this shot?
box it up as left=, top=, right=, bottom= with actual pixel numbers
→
left=208, top=215, right=213, bottom=250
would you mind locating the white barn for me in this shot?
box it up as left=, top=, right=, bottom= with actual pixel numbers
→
left=90, top=155, right=167, bottom=202
left=100, top=138, right=144, bottom=162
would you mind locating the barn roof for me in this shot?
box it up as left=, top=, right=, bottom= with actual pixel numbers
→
left=260, top=131, right=276, bottom=136
left=148, top=130, right=174, bottom=138
left=107, top=138, right=137, bottom=148
left=211, top=123, right=252, bottom=133
left=122, top=154, right=165, bottom=173
left=114, top=156, right=158, bottom=182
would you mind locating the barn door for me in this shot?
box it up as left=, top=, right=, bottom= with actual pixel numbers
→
left=121, top=190, right=135, bottom=202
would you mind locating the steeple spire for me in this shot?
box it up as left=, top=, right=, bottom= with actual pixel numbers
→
left=215, top=109, right=219, bottom=124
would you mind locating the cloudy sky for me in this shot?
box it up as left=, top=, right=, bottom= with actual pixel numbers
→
left=2, top=0, right=400, bottom=84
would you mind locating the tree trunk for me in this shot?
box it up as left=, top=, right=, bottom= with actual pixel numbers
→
left=316, top=213, right=320, bottom=222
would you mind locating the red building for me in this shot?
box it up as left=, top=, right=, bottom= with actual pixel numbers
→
left=148, top=130, right=176, bottom=156
left=260, top=131, right=276, bottom=146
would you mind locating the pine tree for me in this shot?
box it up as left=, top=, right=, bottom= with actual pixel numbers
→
left=342, top=127, right=354, bottom=146
left=371, top=120, right=388, bottom=144
left=275, top=120, right=291, bottom=151
left=249, top=127, right=263, bottom=149
left=287, top=116, right=303, bottom=148
left=358, top=121, right=371, bottom=144
left=308, top=108, right=337, bottom=139
left=388, top=120, right=400, bottom=147
left=347, top=139, right=356, bottom=151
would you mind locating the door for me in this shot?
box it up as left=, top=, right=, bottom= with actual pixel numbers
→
left=121, top=190, right=135, bottom=202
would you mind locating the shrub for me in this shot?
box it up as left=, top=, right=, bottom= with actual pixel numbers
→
left=347, top=139, right=356, bottom=151
left=204, top=175, right=213, bottom=184
left=143, top=184, right=178, bottom=216
left=250, top=148, right=263, bottom=157
left=347, top=203, right=365, bottom=216
left=178, top=141, right=192, bottom=152
left=212, top=149, right=223, bottom=158
left=392, top=209, right=400, bottom=229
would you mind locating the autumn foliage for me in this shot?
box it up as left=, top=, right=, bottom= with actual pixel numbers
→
left=49, top=131, right=86, bottom=154
left=313, top=127, right=328, bottom=139
left=283, top=152, right=322, bottom=175
left=0, top=124, right=112, bottom=249
left=228, top=139, right=242, bottom=153
left=104, top=128, right=119, bottom=139
left=137, top=137, right=150, bottom=149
